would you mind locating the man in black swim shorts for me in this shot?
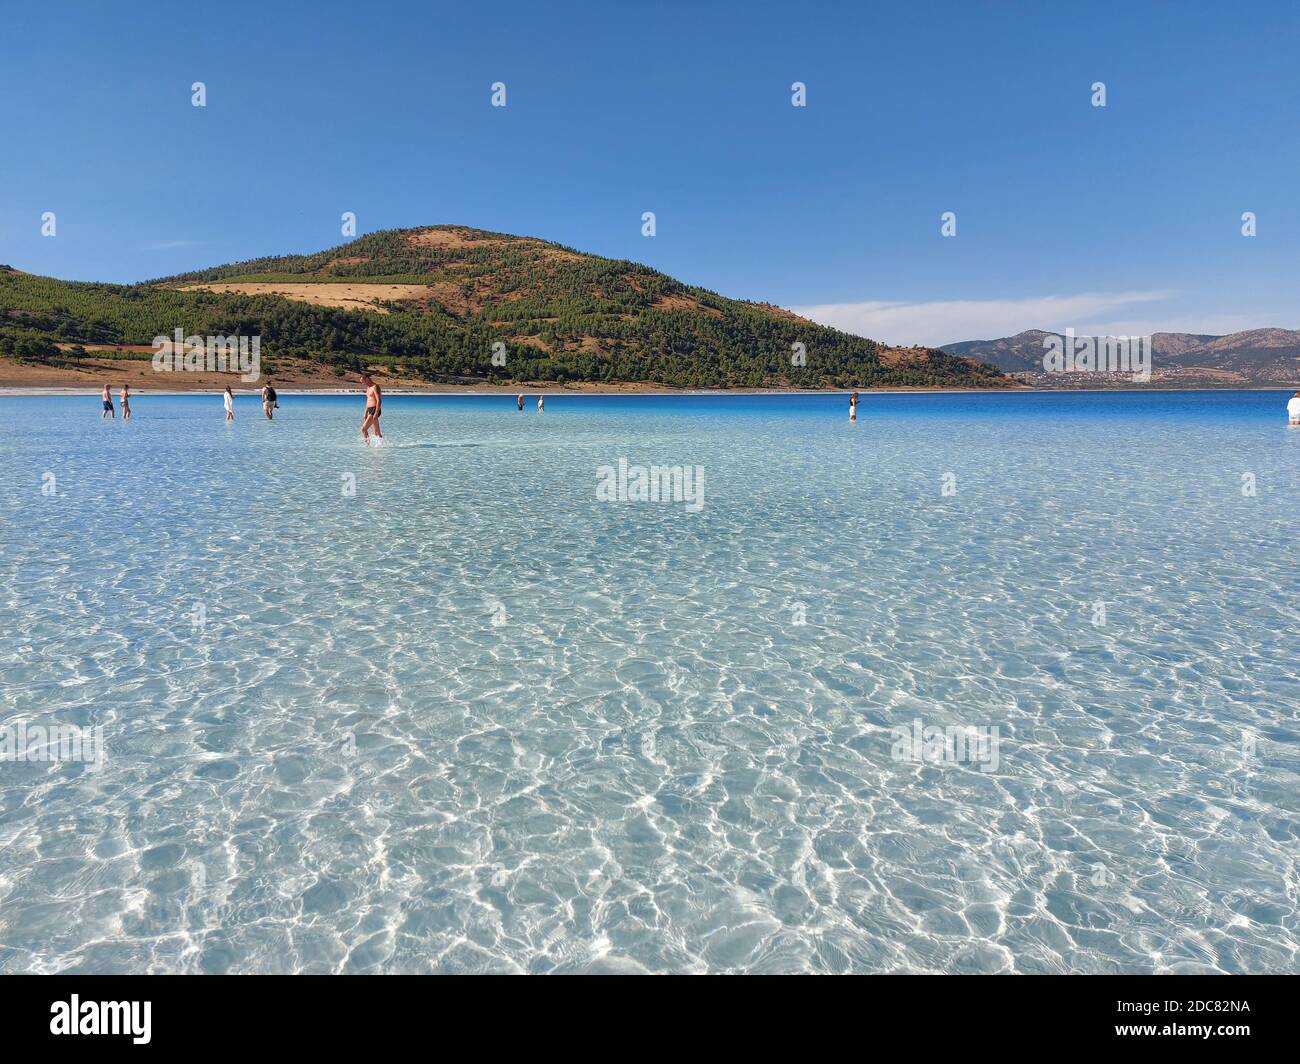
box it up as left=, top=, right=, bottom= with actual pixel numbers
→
left=360, top=373, right=383, bottom=444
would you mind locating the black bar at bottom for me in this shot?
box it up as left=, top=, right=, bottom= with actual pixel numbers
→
left=1, top=973, right=1288, bottom=1052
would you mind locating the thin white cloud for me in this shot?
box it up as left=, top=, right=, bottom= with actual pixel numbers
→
left=791, top=291, right=1176, bottom=347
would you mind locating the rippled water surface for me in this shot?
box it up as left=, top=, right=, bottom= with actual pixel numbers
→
left=1, top=390, right=1297, bottom=973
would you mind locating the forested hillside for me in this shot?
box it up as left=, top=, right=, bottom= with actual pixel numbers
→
left=0, top=228, right=1007, bottom=388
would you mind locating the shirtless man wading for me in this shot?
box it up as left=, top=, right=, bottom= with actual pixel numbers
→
left=361, top=373, right=383, bottom=444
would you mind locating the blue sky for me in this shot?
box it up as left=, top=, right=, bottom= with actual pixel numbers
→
left=2, top=0, right=1297, bottom=345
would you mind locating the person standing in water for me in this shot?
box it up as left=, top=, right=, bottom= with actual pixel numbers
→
left=360, top=373, right=383, bottom=444
left=119, top=383, right=131, bottom=421
left=261, top=380, right=278, bottom=420
left=101, top=383, right=115, bottom=419
left=224, top=385, right=235, bottom=422
left=516, top=393, right=524, bottom=412
left=1288, top=391, right=1300, bottom=426
left=849, top=391, right=859, bottom=422
left=537, top=394, right=544, bottom=413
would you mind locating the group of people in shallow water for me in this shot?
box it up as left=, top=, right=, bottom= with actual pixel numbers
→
left=219, top=380, right=284, bottom=423
left=96, top=383, right=1300, bottom=431
left=100, top=383, right=131, bottom=420
left=226, top=375, right=385, bottom=443
left=102, top=374, right=386, bottom=443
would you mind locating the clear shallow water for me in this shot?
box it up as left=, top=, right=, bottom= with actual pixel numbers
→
left=0, top=389, right=1297, bottom=974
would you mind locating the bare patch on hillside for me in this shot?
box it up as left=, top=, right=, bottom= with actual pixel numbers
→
left=406, top=227, right=580, bottom=264
left=749, top=302, right=813, bottom=325
left=421, top=281, right=479, bottom=316
left=407, top=228, right=512, bottom=250
left=651, top=293, right=723, bottom=318
left=178, top=282, right=433, bottom=314
left=878, top=346, right=939, bottom=367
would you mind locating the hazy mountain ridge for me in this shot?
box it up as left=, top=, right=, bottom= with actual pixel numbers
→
left=942, top=328, right=1300, bottom=385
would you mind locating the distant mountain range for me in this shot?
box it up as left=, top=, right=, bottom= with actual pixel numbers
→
left=0, top=227, right=1006, bottom=390
left=942, top=329, right=1300, bottom=386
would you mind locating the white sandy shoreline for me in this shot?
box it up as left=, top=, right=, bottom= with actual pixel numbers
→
left=0, top=385, right=1288, bottom=397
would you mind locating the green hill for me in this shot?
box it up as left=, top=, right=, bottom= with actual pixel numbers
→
left=0, top=226, right=1008, bottom=389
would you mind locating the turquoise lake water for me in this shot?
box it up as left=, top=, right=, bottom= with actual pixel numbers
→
left=0, top=390, right=1297, bottom=973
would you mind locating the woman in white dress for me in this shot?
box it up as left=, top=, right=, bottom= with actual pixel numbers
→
left=224, top=385, right=235, bottom=422
left=849, top=391, right=859, bottom=422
